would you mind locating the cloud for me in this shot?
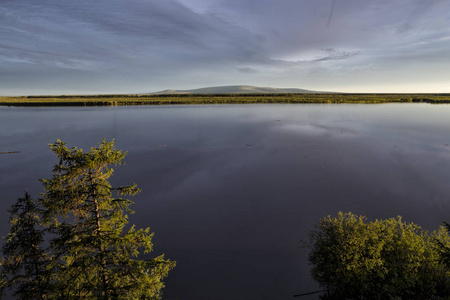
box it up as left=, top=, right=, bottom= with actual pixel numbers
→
left=1, top=0, right=449, bottom=94
left=237, top=67, right=259, bottom=74
left=1, top=0, right=269, bottom=69
left=311, top=49, right=360, bottom=62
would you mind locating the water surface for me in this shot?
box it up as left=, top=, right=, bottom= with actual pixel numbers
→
left=1, top=104, right=450, bottom=299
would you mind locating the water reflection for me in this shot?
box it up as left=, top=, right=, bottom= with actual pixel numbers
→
left=1, top=104, right=450, bottom=299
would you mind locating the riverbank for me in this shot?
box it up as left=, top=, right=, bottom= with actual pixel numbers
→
left=1, top=93, right=450, bottom=106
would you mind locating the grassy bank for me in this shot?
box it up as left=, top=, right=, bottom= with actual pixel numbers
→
left=1, top=93, right=450, bottom=106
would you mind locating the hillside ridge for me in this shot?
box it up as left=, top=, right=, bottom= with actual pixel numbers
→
left=153, top=85, right=327, bottom=94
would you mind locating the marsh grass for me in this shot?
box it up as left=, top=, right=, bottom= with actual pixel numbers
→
left=1, top=93, right=450, bottom=106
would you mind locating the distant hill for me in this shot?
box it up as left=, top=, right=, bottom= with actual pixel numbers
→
left=154, top=85, right=328, bottom=94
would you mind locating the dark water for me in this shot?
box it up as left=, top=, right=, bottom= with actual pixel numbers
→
left=1, top=104, right=450, bottom=299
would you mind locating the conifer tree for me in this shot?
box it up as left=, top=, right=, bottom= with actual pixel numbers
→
left=39, top=139, right=175, bottom=299
left=1, top=192, right=50, bottom=300
left=2, top=139, right=174, bottom=300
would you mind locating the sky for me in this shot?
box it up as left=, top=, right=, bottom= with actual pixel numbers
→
left=1, top=0, right=450, bottom=95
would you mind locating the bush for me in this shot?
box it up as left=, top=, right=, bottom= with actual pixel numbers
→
left=308, top=212, right=450, bottom=299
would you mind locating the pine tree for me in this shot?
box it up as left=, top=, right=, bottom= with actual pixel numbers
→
left=1, top=192, right=50, bottom=300
left=40, top=139, right=175, bottom=299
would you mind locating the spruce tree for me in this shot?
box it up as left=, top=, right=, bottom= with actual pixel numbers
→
left=2, top=139, right=174, bottom=300
left=40, top=139, right=175, bottom=299
left=1, top=192, right=50, bottom=300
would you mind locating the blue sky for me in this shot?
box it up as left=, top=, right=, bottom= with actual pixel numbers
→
left=1, top=0, right=450, bottom=95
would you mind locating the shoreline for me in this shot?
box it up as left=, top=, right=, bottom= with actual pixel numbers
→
left=1, top=93, right=450, bottom=106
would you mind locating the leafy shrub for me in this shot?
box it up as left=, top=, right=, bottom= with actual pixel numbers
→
left=308, top=212, right=450, bottom=299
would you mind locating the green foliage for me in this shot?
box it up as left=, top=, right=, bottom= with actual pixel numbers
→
left=436, top=222, right=450, bottom=270
left=1, top=140, right=175, bottom=299
left=308, top=212, right=450, bottom=300
left=1, top=192, right=50, bottom=300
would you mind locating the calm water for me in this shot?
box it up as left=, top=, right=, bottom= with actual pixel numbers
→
left=1, top=104, right=450, bottom=299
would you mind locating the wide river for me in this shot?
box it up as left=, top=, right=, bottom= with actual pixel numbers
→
left=1, top=103, right=450, bottom=299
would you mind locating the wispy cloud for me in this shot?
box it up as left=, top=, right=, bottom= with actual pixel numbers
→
left=1, top=0, right=449, bottom=94
left=311, top=49, right=360, bottom=62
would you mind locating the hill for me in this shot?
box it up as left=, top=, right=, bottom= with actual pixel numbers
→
left=154, top=85, right=326, bottom=94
